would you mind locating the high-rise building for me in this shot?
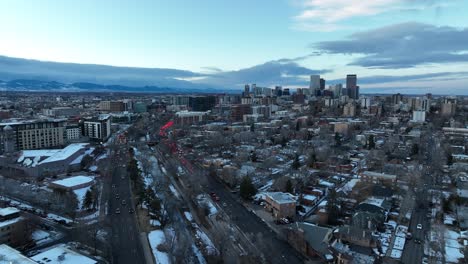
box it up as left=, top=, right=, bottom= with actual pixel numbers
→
left=82, top=114, right=111, bottom=142
left=392, top=93, right=403, bottom=105
left=343, top=103, right=356, bottom=117
left=441, top=99, right=456, bottom=116
left=346, top=74, right=358, bottom=99
left=309, top=75, right=320, bottom=96
left=320, top=78, right=325, bottom=90
left=274, top=86, right=283, bottom=97
left=0, top=119, right=66, bottom=151
left=333, top=84, right=343, bottom=98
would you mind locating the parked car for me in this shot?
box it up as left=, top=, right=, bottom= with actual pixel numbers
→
left=115, top=208, right=121, bottom=214
left=417, top=224, right=423, bottom=230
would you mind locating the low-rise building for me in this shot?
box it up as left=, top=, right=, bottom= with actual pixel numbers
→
left=360, top=171, right=397, bottom=185
left=1, top=143, right=90, bottom=177
left=49, top=175, right=94, bottom=191
left=0, top=244, right=36, bottom=264
left=0, top=207, right=31, bottom=247
left=264, top=192, right=296, bottom=219
left=31, top=244, right=97, bottom=264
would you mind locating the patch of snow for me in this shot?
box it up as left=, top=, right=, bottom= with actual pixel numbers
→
left=183, top=212, right=193, bottom=222
left=148, top=230, right=170, bottom=264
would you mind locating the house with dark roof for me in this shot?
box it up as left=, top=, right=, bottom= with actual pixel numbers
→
left=286, top=223, right=334, bottom=262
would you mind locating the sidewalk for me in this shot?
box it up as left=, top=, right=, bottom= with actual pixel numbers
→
left=140, top=232, right=155, bottom=264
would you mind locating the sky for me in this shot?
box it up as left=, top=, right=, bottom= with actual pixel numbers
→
left=0, top=0, right=467, bottom=94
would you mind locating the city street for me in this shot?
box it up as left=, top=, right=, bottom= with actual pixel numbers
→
left=107, top=146, right=146, bottom=264
left=402, top=209, right=428, bottom=264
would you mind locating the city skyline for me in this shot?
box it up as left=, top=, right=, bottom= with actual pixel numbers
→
left=1, top=0, right=468, bottom=94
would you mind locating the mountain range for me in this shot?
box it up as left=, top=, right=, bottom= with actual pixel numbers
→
left=0, top=55, right=328, bottom=93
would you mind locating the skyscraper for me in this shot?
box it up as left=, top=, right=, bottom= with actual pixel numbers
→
left=346, top=74, right=358, bottom=99
left=320, top=78, right=325, bottom=90
left=309, top=75, right=320, bottom=96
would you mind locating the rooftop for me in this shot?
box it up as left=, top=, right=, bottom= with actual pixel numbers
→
left=31, top=244, right=97, bottom=264
left=51, top=176, right=94, bottom=188
left=17, top=143, right=89, bottom=167
left=266, top=192, right=296, bottom=204
left=0, top=207, right=20, bottom=217
left=0, top=244, right=36, bottom=264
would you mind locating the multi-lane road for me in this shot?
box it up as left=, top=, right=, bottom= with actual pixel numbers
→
left=107, top=146, right=146, bottom=264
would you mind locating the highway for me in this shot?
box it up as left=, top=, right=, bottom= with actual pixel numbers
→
left=107, top=146, right=146, bottom=264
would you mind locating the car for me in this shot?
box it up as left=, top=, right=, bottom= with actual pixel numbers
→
left=121, top=176, right=125, bottom=179
left=222, top=202, right=227, bottom=207
left=129, top=208, right=134, bottom=214
left=417, top=224, right=423, bottom=230
left=214, top=196, right=220, bottom=202
left=121, top=200, right=127, bottom=206
left=115, top=194, right=120, bottom=199
left=115, top=208, right=121, bottom=214
left=111, top=184, right=116, bottom=188
left=414, top=238, right=421, bottom=244
left=406, top=233, right=412, bottom=240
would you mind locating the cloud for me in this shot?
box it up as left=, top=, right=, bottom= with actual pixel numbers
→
left=196, top=60, right=329, bottom=88
left=313, top=22, right=468, bottom=68
left=274, top=52, right=323, bottom=64
left=200, top=66, right=223, bottom=73
left=328, top=71, right=468, bottom=95
left=292, top=0, right=448, bottom=31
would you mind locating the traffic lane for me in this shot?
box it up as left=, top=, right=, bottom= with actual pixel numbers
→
left=204, top=171, right=303, bottom=263
left=108, top=157, right=145, bottom=264
left=403, top=210, right=426, bottom=264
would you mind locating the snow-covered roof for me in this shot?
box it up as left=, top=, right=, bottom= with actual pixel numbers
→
left=31, top=244, right=97, bottom=264
left=0, top=207, right=20, bottom=217
left=0, top=244, right=36, bottom=264
left=0, top=216, right=23, bottom=228
left=51, top=176, right=94, bottom=188
left=362, top=197, right=385, bottom=208
left=17, top=143, right=89, bottom=167
left=303, top=195, right=318, bottom=202
left=266, top=192, right=296, bottom=204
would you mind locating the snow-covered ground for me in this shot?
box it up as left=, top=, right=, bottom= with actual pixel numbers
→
left=169, top=185, right=180, bottom=199
left=444, top=229, right=463, bottom=263
left=74, top=186, right=92, bottom=210
left=184, top=212, right=194, bottom=222
left=32, top=229, right=57, bottom=246
left=46, top=213, right=73, bottom=224
left=148, top=230, right=170, bottom=264
left=196, top=194, right=218, bottom=216
left=195, top=229, right=218, bottom=255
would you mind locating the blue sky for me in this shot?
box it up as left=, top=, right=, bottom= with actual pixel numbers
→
left=0, top=0, right=467, bottom=94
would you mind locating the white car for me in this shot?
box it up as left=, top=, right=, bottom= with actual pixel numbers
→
left=417, top=224, right=423, bottom=230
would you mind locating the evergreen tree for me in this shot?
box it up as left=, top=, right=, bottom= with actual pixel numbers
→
left=291, top=154, right=300, bottom=170
left=285, top=179, right=293, bottom=194
left=240, top=176, right=257, bottom=200
left=149, top=198, right=161, bottom=214
left=411, top=143, right=419, bottom=156
left=83, top=189, right=93, bottom=210
left=368, top=135, right=375, bottom=149
left=326, top=189, right=341, bottom=225
left=308, top=151, right=316, bottom=167
left=447, top=153, right=453, bottom=165
left=335, top=132, right=341, bottom=146
left=251, top=151, right=258, bottom=162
